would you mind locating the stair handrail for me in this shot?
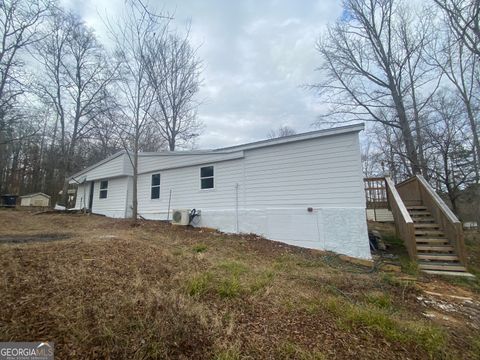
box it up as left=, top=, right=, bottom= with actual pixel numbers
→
left=415, top=175, right=467, bottom=265
left=416, top=175, right=460, bottom=223
left=385, top=176, right=417, bottom=259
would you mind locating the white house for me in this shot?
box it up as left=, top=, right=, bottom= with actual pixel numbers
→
left=68, top=124, right=371, bottom=259
left=20, top=192, right=51, bottom=207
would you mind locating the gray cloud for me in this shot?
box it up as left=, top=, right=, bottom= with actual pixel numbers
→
left=61, top=0, right=342, bottom=148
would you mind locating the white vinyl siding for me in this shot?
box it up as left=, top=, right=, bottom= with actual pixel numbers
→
left=137, top=159, right=243, bottom=217
left=84, top=155, right=126, bottom=181
left=136, top=132, right=363, bottom=214
left=137, top=152, right=243, bottom=174
left=74, top=183, right=91, bottom=209
left=91, top=177, right=129, bottom=218
left=242, top=132, right=364, bottom=208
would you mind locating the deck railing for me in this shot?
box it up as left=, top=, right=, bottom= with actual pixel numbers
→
left=385, top=177, right=417, bottom=259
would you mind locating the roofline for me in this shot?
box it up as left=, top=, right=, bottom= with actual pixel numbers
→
left=214, top=123, right=365, bottom=152
left=138, top=150, right=238, bottom=156
left=67, top=150, right=126, bottom=181
left=20, top=192, right=51, bottom=198
left=66, top=124, right=364, bottom=181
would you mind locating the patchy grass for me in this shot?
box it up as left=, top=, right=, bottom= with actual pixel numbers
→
left=217, top=277, right=242, bottom=298
left=192, top=243, right=208, bottom=253
left=323, top=296, right=447, bottom=357
left=186, top=272, right=213, bottom=297
left=277, top=341, right=326, bottom=360
left=0, top=211, right=479, bottom=359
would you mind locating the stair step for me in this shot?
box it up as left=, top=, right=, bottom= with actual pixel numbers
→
left=418, top=262, right=467, bottom=272
left=407, top=206, right=427, bottom=210
left=409, top=211, right=432, bottom=216
left=422, top=270, right=475, bottom=277
left=414, top=223, right=440, bottom=228
left=417, top=245, right=454, bottom=252
left=416, top=238, right=449, bottom=244
left=415, top=230, right=445, bottom=236
left=412, top=217, right=436, bottom=223
left=417, top=254, right=459, bottom=261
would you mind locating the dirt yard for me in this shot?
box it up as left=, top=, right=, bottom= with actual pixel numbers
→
left=0, top=210, right=479, bottom=359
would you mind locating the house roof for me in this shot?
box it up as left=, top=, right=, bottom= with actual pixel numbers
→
left=68, top=123, right=364, bottom=181
left=68, top=151, right=126, bottom=182
left=20, top=192, right=51, bottom=199
left=214, top=123, right=364, bottom=152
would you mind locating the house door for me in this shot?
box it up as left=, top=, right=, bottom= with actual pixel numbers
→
left=88, top=182, right=94, bottom=210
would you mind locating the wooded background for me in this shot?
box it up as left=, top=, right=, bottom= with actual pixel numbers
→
left=312, top=0, right=480, bottom=222
left=0, top=0, right=202, bottom=209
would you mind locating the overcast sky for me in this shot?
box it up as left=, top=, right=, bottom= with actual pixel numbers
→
left=61, top=0, right=344, bottom=148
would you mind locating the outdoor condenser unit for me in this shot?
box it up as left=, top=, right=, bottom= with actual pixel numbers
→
left=171, top=209, right=190, bottom=225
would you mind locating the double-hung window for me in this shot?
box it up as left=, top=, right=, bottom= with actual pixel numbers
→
left=99, top=180, right=108, bottom=199
left=151, top=174, right=160, bottom=199
left=200, top=166, right=214, bottom=189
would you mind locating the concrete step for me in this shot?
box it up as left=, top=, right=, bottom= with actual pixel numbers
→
left=418, top=262, right=467, bottom=272
left=416, top=245, right=454, bottom=252
left=417, top=254, right=459, bottom=261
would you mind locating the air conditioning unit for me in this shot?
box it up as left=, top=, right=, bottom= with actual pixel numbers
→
left=171, top=209, right=190, bottom=225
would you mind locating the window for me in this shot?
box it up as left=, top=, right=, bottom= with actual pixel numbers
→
left=99, top=180, right=108, bottom=199
left=151, top=174, right=160, bottom=199
left=200, top=166, right=214, bottom=189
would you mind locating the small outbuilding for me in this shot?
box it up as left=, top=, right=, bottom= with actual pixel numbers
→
left=0, top=194, right=18, bottom=208
left=20, top=193, right=51, bottom=207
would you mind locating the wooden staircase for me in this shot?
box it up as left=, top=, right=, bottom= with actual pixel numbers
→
left=406, top=205, right=469, bottom=275
left=383, top=175, right=473, bottom=277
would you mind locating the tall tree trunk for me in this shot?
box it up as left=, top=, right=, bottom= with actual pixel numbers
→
left=132, top=136, right=139, bottom=220
left=465, top=103, right=480, bottom=183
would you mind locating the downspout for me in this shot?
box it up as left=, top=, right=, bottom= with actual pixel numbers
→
left=235, top=183, right=239, bottom=233
left=124, top=177, right=130, bottom=218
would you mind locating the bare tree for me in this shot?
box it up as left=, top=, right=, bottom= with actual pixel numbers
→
left=34, top=6, right=72, bottom=193
left=312, top=0, right=438, bottom=176
left=426, top=90, right=475, bottom=215
left=0, top=0, right=50, bottom=144
left=434, top=0, right=480, bottom=59
left=431, top=3, right=480, bottom=182
left=35, top=9, right=117, bottom=205
left=267, top=125, right=296, bottom=139
left=105, top=0, right=169, bottom=219
left=145, top=27, right=202, bottom=151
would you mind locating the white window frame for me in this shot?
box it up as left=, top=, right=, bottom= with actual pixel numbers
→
left=199, top=165, right=215, bottom=190
left=151, top=173, right=160, bottom=200
left=99, top=180, right=108, bottom=199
